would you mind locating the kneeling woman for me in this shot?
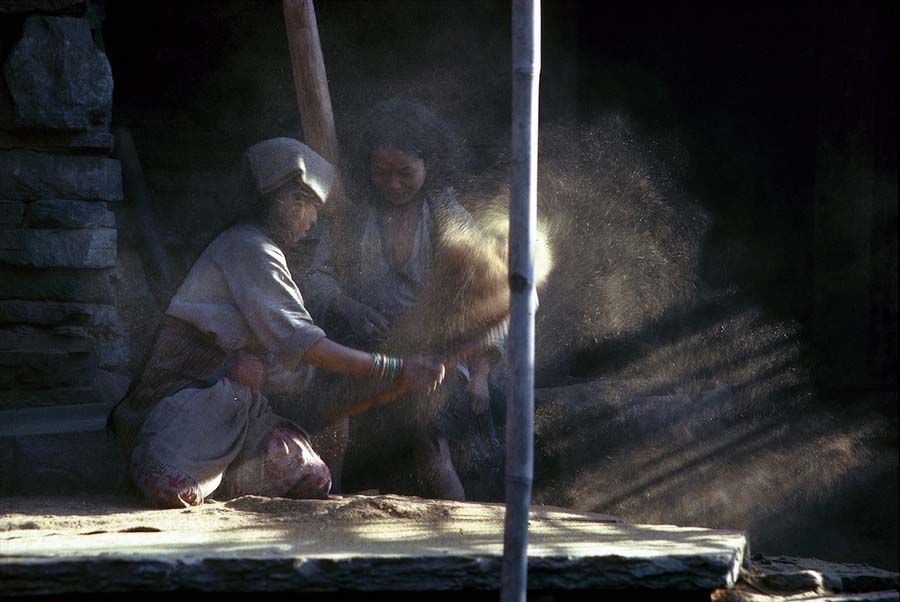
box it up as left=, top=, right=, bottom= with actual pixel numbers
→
left=108, top=138, right=445, bottom=508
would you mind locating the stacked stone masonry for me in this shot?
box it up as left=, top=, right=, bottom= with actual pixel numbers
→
left=1, top=8, right=127, bottom=412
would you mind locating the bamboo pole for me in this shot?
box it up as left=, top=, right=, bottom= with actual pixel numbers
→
left=502, top=1, right=541, bottom=601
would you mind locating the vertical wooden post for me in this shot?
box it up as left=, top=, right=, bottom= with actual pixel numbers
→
left=282, top=0, right=351, bottom=284
left=502, top=1, right=540, bottom=601
left=282, top=0, right=340, bottom=168
left=282, top=0, right=350, bottom=492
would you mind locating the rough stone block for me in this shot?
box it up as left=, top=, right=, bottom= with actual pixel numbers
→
left=2, top=15, right=112, bottom=130
left=0, top=227, right=116, bottom=268
left=0, top=1, right=86, bottom=15
left=25, top=199, right=115, bottom=228
left=0, top=151, right=123, bottom=201
left=0, top=324, right=95, bottom=351
left=0, top=370, right=129, bottom=411
left=0, top=325, right=98, bottom=390
left=0, top=300, right=118, bottom=327
left=0, top=200, right=25, bottom=226
left=749, top=555, right=900, bottom=594
left=0, top=386, right=97, bottom=410
left=2, top=429, right=123, bottom=496
left=96, top=335, right=129, bottom=368
left=0, top=324, right=128, bottom=396
left=0, top=400, right=112, bottom=437
left=0, top=266, right=116, bottom=303
left=0, top=349, right=97, bottom=389
left=0, top=130, right=114, bottom=153
left=0, top=401, right=124, bottom=497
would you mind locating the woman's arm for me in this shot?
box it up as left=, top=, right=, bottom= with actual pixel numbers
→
left=304, top=337, right=446, bottom=391
left=303, top=337, right=379, bottom=378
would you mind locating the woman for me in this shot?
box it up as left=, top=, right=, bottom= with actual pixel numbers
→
left=108, top=137, right=446, bottom=508
left=294, top=99, right=505, bottom=501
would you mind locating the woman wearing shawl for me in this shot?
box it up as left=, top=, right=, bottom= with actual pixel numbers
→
left=108, top=137, right=446, bottom=508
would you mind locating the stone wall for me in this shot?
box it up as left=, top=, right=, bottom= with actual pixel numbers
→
left=0, top=2, right=129, bottom=411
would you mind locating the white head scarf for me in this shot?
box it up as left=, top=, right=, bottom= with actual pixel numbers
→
left=243, top=137, right=336, bottom=204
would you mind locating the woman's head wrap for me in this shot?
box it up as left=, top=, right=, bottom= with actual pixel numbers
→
left=244, top=137, right=336, bottom=204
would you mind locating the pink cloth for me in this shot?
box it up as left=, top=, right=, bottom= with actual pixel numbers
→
left=259, top=425, right=332, bottom=498
left=130, top=462, right=202, bottom=508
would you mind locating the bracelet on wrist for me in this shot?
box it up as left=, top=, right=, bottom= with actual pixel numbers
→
left=370, top=352, right=403, bottom=382
left=369, top=352, right=382, bottom=379
left=384, top=355, right=399, bottom=381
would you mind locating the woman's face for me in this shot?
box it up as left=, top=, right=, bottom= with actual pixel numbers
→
left=274, top=187, right=320, bottom=245
left=370, top=145, right=427, bottom=206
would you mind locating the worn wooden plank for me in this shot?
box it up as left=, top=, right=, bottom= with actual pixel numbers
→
left=282, top=0, right=340, bottom=167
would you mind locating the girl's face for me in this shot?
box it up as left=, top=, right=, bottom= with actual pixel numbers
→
left=370, top=145, right=427, bottom=206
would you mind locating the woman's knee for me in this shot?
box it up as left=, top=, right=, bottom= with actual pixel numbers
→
left=263, top=426, right=332, bottom=499
left=130, top=462, right=204, bottom=508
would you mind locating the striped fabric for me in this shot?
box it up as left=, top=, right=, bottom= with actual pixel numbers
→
left=108, top=315, right=230, bottom=463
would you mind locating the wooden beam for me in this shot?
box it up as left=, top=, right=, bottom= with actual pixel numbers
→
left=282, top=0, right=340, bottom=168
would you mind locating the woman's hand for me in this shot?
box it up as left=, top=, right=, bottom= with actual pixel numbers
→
left=334, top=294, right=390, bottom=345
left=227, top=353, right=265, bottom=388
left=396, top=355, right=446, bottom=393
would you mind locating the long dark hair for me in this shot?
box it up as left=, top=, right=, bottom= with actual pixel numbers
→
left=348, top=98, right=463, bottom=204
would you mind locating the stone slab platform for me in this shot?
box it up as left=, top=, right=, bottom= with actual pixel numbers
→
left=0, top=494, right=746, bottom=597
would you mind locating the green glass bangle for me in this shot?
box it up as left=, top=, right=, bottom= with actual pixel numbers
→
left=384, top=356, right=398, bottom=381
left=370, top=352, right=383, bottom=379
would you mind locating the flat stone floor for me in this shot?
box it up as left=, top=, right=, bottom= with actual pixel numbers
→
left=0, top=493, right=747, bottom=597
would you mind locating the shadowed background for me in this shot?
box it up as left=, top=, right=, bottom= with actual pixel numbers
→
left=99, top=0, right=897, bottom=570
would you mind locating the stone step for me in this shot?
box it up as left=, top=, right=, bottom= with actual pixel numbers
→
left=0, top=401, right=124, bottom=495
left=712, top=555, right=900, bottom=601
left=0, top=494, right=747, bottom=597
